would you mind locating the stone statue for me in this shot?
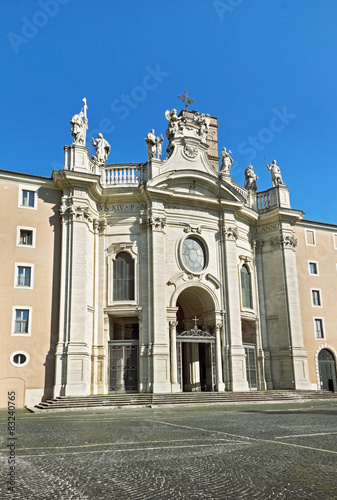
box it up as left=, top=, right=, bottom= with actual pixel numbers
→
left=244, top=164, right=258, bottom=191
left=194, top=113, right=210, bottom=141
left=91, top=133, right=111, bottom=163
left=145, top=129, right=156, bottom=159
left=155, top=134, right=164, bottom=158
left=267, top=159, right=284, bottom=187
left=220, top=147, right=233, bottom=173
left=145, top=130, right=164, bottom=159
left=165, top=109, right=184, bottom=139
left=70, top=98, right=88, bottom=145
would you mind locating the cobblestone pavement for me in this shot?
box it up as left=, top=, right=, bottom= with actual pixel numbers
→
left=1, top=401, right=337, bottom=499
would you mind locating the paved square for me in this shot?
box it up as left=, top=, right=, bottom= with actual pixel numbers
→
left=1, top=401, right=337, bottom=499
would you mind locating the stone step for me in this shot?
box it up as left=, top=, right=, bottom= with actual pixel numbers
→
left=33, top=390, right=337, bottom=411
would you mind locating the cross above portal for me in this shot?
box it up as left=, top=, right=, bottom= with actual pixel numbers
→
left=193, top=316, right=199, bottom=328
left=177, top=90, right=195, bottom=111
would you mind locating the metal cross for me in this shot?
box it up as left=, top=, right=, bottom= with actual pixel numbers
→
left=193, top=316, right=199, bottom=328
left=177, top=90, right=195, bottom=110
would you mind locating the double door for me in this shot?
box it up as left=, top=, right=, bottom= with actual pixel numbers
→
left=108, top=342, right=138, bottom=392
left=244, top=344, right=257, bottom=390
left=318, top=350, right=337, bottom=392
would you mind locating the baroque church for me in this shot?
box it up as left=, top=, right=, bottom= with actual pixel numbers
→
left=1, top=97, right=337, bottom=407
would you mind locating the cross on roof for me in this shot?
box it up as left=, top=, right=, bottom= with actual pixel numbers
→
left=177, top=90, right=195, bottom=110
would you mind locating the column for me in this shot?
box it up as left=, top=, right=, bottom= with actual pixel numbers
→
left=255, top=318, right=267, bottom=390
left=169, top=321, right=180, bottom=392
left=215, top=323, right=225, bottom=391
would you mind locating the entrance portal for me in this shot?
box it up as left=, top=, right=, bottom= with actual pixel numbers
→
left=174, top=285, right=218, bottom=392
left=176, top=336, right=216, bottom=392
left=108, top=342, right=138, bottom=392
left=318, top=349, right=337, bottom=392
left=181, top=342, right=214, bottom=391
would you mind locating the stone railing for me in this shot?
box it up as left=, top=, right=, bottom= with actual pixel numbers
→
left=256, top=185, right=290, bottom=212
left=103, top=164, right=144, bottom=186
left=256, top=191, right=271, bottom=211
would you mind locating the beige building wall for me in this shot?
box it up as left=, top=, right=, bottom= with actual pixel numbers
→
left=295, top=221, right=337, bottom=389
left=0, top=171, right=61, bottom=407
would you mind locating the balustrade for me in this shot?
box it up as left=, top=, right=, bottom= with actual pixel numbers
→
left=104, top=165, right=143, bottom=185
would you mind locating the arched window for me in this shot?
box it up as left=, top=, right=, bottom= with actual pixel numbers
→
left=241, top=265, right=252, bottom=309
left=113, top=252, right=135, bottom=301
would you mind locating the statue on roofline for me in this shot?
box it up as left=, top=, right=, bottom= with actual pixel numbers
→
left=165, top=109, right=184, bottom=139
left=194, top=112, right=210, bottom=142
left=145, top=129, right=164, bottom=160
left=220, top=147, right=233, bottom=174
left=244, top=164, right=258, bottom=191
left=91, top=133, right=111, bottom=163
left=70, top=98, right=88, bottom=145
left=266, top=158, right=284, bottom=187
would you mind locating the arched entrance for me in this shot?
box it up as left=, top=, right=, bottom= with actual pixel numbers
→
left=175, top=286, right=217, bottom=392
left=318, top=349, right=337, bottom=392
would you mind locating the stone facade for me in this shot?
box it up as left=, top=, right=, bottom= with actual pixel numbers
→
left=1, top=104, right=336, bottom=407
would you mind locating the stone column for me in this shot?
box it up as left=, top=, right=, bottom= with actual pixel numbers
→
left=215, top=323, right=225, bottom=391
left=255, top=318, right=267, bottom=390
left=169, top=321, right=180, bottom=392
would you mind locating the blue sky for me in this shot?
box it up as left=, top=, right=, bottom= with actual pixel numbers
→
left=1, top=0, right=336, bottom=223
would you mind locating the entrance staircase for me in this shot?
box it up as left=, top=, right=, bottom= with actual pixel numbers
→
left=33, top=390, right=337, bottom=412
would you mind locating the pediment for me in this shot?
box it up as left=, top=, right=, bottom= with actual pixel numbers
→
left=148, top=169, right=246, bottom=204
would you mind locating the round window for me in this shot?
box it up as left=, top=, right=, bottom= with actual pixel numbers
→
left=10, top=351, right=29, bottom=367
left=182, top=237, right=206, bottom=273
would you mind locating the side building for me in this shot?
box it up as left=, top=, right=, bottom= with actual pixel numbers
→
left=0, top=171, right=61, bottom=407
left=0, top=103, right=336, bottom=407
left=295, top=221, right=337, bottom=391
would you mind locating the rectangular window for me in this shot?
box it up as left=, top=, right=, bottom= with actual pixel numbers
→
left=312, top=290, right=321, bottom=306
left=14, top=263, right=34, bottom=289
left=22, top=190, right=35, bottom=207
left=305, top=229, right=316, bottom=246
left=17, top=266, right=31, bottom=287
left=17, top=227, right=36, bottom=248
left=241, top=266, right=253, bottom=309
left=308, top=261, right=318, bottom=275
left=333, top=234, right=337, bottom=250
left=19, top=229, right=33, bottom=245
left=314, top=319, right=324, bottom=339
left=18, top=185, right=38, bottom=210
left=14, top=309, right=29, bottom=334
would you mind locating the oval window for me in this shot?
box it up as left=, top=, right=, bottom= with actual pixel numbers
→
left=182, top=237, right=206, bottom=273
left=10, top=351, right=29, bottom=367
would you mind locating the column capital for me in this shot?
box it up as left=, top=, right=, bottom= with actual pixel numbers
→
left=223, top=226, right=238, bottom=241
left=270, top=234, right=297, bottom=251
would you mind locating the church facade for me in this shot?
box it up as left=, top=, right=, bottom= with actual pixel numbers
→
left=1, top=103, right=337, bottom=407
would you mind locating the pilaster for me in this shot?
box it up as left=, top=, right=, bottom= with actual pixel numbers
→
left=144, top=211, right=171, bottom=393
left=53, top=171, right=99, bottom=397
left=223, top=224, right=249, bottom=391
